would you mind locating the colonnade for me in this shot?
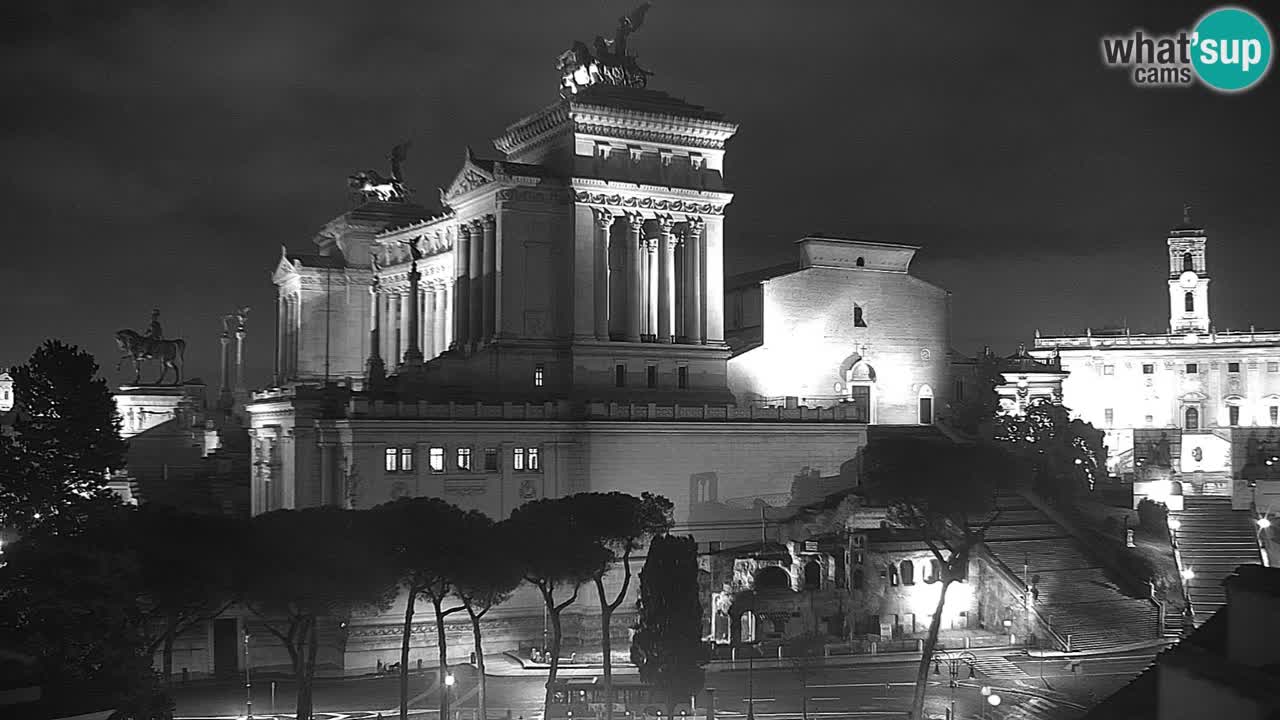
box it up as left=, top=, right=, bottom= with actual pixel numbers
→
left=372, top=281, right=454, bottom=365
left=595, top=210, right=707, bottom=344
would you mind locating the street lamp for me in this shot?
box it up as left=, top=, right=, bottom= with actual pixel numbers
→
left=244, top=631, right=253, bottom=720
left=444, top=673, right=455, bottom=720
left=932, top=650, right=977, bottom=720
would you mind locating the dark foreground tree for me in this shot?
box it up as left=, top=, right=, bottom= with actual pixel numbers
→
left=134, top=506, right=245, bottom=686
left=0, top=340, right=127, bottom=533
left=0, top=503, right=173, bottom=719
left=574, top=492, right=674, bottom=720
left=994, top=397, right=1106, bottom=502
left=508, top=496, right=610, bottom=720
left=861, top=436, right=1012, bottom=720
left=241, top=508, right=398, bottom=720
left=453, top=517, right=524, bottom=720
left=630, top=534, right=707, bottom=717
left=372, top=497, right=476, bottom=720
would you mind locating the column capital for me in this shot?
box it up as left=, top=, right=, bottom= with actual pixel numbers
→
left=626, top=212, right=646, bottom=231
left=482, top=213, right=496, bottom=230
left=593, top=207, right=615, bottom=230
left=685, top=216, right=705, bottom=234
left=469, top=217, right=485, bottom=232
left=659, top=215, right=677, bottom=235
left=458, top=222, right=473, bottom=239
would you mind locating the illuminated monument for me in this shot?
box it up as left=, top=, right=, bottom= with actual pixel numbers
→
left=243, top=6, right=962, bottom=672
left=1034, top=207, right=1280, bottom=509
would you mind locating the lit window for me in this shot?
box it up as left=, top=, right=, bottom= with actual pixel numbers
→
left=1271, top=406, right=1279, bottom=425
left=615, top=363, right=626, bottom=388
left=456, top=447, right=472, bottom=471
left=385, top=448, right=397, bottom=472
left=1186, top=363, right=1198, bottom=374
left=888, top=566, right=899, bottom=587
left=429, top=447, right=445, bottom=473
left=528, top=446, right=540, bottom=471
left=514, top=447, right=526, bottom=471
left=678, top=366, right=688, bottom=389
left=646, top=365, right=657, bottom=389
left=534, top=365, right=544, bottom=387
left=1229, top=406, right=1240, bottom=427
left=1228, top=362, right=1240, bottom=373
left=484, top=448, right=498, bottom=472
left=1105, top=408, right=1114, bottom=425
left=399, top=448, right=414, bottom=472
left=1145, top=415, right=1154, bottom=425
left=1142, top=364, right=1154, bottom=374
left=1103, top=365, right=1114, bottom=375
left=854, top=305, right=867, bottom=328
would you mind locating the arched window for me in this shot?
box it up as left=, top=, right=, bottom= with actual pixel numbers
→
left=856, top=256, right=865, bottom=267
left=852, top=569, right=864, bottom=589
left=755, top=565, right=790, bottom=590
left=900, top=560, right=915, bottom=585
left=925, top=559, right=940, bottom=583
left=854, top=305, right=867, bottom=328
left=1185, top=406, right=1200, bottom=431
left=804, top=560, right=821, bottom=590
left=888, top=565, right=899, bottom=586
left=1183, top=252, right=1194, bottom=272
left=1185, top=292, right=1195, bottom=312
left=918, top=385, right=934, bottom=425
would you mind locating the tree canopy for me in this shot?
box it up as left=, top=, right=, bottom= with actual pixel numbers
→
left=0, top=340, right=127, bottom=533
left=993, top=397, right=1107, bottom=501
left=630, top=534, right=706, bottom=714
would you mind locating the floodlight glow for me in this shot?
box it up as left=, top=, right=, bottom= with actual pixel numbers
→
left=445, top=674, right=455, bottom=686
left=988, top=694, right=1001, bottom=707
left=980, top=686, right=991, bottom=696
left=1259, top=517, right=1272, bottom=530
left=1181, top=568, right=1195, bottom=581
left=1168, top=518, right=1181, bottom=531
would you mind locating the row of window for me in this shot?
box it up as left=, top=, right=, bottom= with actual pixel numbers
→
left=1104, top=361, right=1280, bottom=375
left=384, top=446, right=541, bottom=473
left=531, top=363, right=691, bottom=389
left=1103, top=405, right=1280, bottom=429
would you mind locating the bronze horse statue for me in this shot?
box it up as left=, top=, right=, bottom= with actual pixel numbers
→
left=115, top=330, right=186, bottom=385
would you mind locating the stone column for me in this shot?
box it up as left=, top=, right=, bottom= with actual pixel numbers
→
left=646, top=239, right=659, bottom=340
left=443, top=283, right=454, bottom=350
left=455, top=224, right=471, bottom=350
left=275, top=294, right=285, bottom=383
left=403, top=258, right=423, bottom=367
left=593, top=209, right=614, bottom=340
left=658, top=217, right=677, bottom=343
left=684, top=218, right=704, bottom=344
left=367, top=277, right=385, bottom=384
left=469, top=219, right=484, bottom=348
left=319, top=442, right=335, bottom=506
left=482, top=214, right=496, bottom=342
left=421, top=285, right=433, bottom=358
left=219, top=329, right=231, bottom=402
left=625, top=213, right=643, bottom=342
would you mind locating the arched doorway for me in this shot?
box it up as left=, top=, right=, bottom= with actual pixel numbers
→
left=845, top=360, right=877, bottom=423
left=803, top=560, right=821, bottom=590
left=1185, top=406, right=1200, bottom=431
left=755, top=565, right=790, bottom=591
left=917, top=385, right=934, bottom=425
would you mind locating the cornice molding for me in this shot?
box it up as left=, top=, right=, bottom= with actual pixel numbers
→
left=493, top=103, right=572, bottom=156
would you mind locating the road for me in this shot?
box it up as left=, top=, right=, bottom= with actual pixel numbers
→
left=172, top=648, right=1160, bottom=720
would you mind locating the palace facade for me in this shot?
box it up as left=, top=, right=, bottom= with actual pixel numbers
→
left=1032, top=213, right=1280, bottom=510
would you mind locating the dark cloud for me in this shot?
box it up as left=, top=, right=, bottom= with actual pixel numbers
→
left=3, top=1, right=1278, bottom=383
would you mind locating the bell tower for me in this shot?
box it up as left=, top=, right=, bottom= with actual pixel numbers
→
left=1167, top=204, right=1210, bottom=335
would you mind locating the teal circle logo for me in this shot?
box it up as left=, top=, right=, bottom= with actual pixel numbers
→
left=1192, top=7, right=1273, bottom=92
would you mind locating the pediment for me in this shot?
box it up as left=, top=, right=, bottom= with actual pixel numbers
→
left=272, top=248, right=299, bottom=284
left=442, top=151, right=496, bottom=202
left=1179, top=391, right=1208, bottom=402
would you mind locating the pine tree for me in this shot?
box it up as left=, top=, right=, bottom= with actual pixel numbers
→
left=630, top=534, right=707, bottom=716
left=0, top=340, right=127, bottom=532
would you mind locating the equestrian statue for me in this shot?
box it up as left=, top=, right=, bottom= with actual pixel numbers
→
left=115, top=308, right=186, bottom=385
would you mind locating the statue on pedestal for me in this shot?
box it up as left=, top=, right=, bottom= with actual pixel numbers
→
left=115, top=308, right=186, bottom=385
left=348, top=142, right=412, bottom=203
left=557, top=3, right=653, bottom=97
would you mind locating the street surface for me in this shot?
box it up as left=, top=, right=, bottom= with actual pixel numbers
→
left=172, top=648, right=1161, bottom=720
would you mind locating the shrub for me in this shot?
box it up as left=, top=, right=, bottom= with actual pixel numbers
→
left=1137, top=499, right=1169, bottom=535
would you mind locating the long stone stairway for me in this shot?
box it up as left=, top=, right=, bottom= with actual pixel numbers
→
left=1171, top=495, right=1263, bottom=626
left=982, top=493, right=1161, bottom=652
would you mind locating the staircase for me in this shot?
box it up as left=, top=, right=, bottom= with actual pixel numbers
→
left=983, top=493, right=1161, bottom=652
left=1171, top=495, right=1263, bottom=626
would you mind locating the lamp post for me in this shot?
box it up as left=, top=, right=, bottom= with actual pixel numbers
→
left=932, top=650, right=977, bottom=720
left=444, top=672, right=455, bottom=720
left=244, top=631, right=253, bottom=720
left=1258, top=516, right=1272, bottom=567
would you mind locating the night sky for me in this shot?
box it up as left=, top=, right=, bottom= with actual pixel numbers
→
left=4, top=1, right=1279, bottom=388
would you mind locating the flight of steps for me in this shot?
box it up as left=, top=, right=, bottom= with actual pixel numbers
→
left=1171, top=495, right=1263, bottom=626
left=982, top=493, right=1161, bottom=652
